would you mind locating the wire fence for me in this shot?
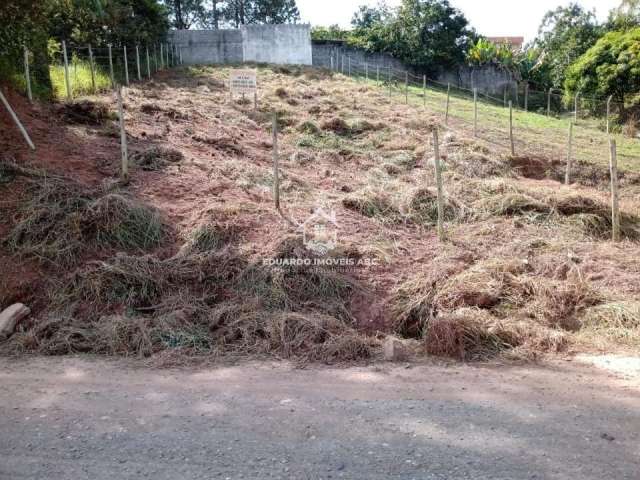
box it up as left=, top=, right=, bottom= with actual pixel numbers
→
left=15, top=40, right=184, bottom=102
left=325, top=53, right=640, bottom=175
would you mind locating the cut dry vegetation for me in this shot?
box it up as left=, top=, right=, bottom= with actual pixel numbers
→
left=1, top=64, right=639, bottom=363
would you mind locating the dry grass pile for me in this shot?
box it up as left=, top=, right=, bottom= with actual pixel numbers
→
left=130, top=147, right=184, bottom=171
left=406, top=188, right=466, bottom=225
left=391, top=258, right=596, bottom=360
left=57, top=100, right=113, bottom=125
left=342, top=189, right=403, bottom=223
left=3, top=236, right=373, bottom=362
left=3, top=180, right=164, bottom=265
left=578, top=301, right=640, bottom=347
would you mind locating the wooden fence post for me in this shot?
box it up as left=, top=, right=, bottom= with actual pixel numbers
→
left=348, top=57, right=351, bottom=77
left=388, top=67, right=392, bottom=97
left=547, top=88, right=552, bottom=117
left=433, top=128, right=445, bottom=241
left=116, top=87, right=128, bottom=184
left=273, top=112, right=281, bottom=211
left=160, top=44, right=164, bottom=69
left=524, top=83, right=529, bottom=112
left=135, top=45, right=142, bottom=81
left=365, top=62, right=368, bottom=81
left=509, top=100, right=515, bottom=156
left=610, top=138, right=620, bottom=242
left=606, top=95, right=613, bottom=135
left=62, top=40, right=71, bottom=99
left=146, top=46, right=151, bottom=79
left=330, top=55, right=334, bottom=71
left=503, top=86, right=507, bottom=108
left=88, top=45, right=96, bottom=92
left=376, top=65, right=380, bottom=85
left=574, top=92, right=580, bottom=123
left=108, top=44, right=115, bottom=88
left=23, top=46, right=32, bottom=102
left=445, top=83, right=451, bottom=125
left=405, top=71, right=408, bottom=104
left=123, top=46, right=130, bottom=86
left=423, top=75, right=426, bottom=107
left=473, top=88, right=478, bottom=137
left=565, top=122, right=574, bottom=185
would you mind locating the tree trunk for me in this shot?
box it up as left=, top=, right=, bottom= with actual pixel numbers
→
left=175, top=0, right=184, bottom=29
left=213, top=0, right=218, bottom=29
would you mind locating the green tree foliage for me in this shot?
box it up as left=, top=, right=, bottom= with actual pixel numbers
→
left=565, top=27, right=640, bottom=109
left=219, top=0, right=300, bottom=27
left=608, top=0, right=640, bottom=29
left=0, top=1, right=52, bottom=93
left=163, top=0, right=204, bottom=29
left=311, top=25, right=351, bottom=41
left=47, top=0, right=169, bottom=46
left=533, top=3, right=603, bottom=88
left=347, top=0, right=476, bottom=72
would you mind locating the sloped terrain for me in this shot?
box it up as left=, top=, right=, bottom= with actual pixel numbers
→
left=1, top=65, right=639, bottom=362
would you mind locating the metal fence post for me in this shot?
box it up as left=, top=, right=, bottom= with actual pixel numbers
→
left=23, top=46, right=32, bottom=102
left=62, top=40, right=71, bottom=99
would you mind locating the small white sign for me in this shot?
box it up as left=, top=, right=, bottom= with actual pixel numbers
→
left=230, top=69, right=257, bottom=96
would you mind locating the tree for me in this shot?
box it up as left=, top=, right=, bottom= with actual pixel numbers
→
left=250, top=0, right=300, bottom=24
left=608, top=0, right=640, bottom=29
left=351, top=3, right=389, bottom=30
left=311, top=25, right=351, bottom=41
left=533, top=3, right=603, bottom=88
left=384, top=0, right=477, bottom=71
left=565, top=27, right=640, bottom=112
left=163, top=0, right=204, bottom=29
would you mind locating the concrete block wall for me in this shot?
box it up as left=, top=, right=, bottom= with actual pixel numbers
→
left=242, top=25, right=312, bottom=65
left=170, top=25, right=312, bottom=66
left=312, top=40, right=515, bottom=95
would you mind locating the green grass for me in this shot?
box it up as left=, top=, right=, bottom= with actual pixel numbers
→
left=50, top=59, right=112, bottom=99
left=355, top=73, right=640, bottom=173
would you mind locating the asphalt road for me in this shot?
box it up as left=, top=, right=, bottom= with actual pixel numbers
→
left=0, top=356, right=638, bottom=479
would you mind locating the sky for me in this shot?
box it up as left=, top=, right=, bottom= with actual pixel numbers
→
left=297, top=0, right=621, bottom=42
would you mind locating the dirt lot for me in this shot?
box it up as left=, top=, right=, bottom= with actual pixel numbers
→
left=1, top=355, right=639, bottom=480
left=1, top=64, right=640, bottom=363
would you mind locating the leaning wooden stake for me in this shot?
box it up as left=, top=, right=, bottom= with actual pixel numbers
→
left=509, top=100, right=515, bottom=156
left=610, top=139, right=620, bottom=242
left=445, top=83, right=451, bottom=125
left=116, top=87, right=129, bottom=184
left=565, top=122, right=574, bottom=185
left=23, top=46, right=32, bottom=102
left=0, top=89, right=35, bottom=150
left=432, top=128, right=445, bottom=241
